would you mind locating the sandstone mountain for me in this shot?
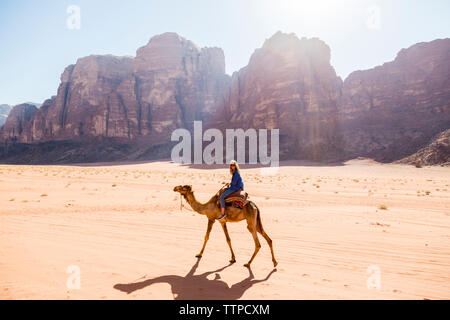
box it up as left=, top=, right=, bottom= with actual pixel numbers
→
left=0, top=103, right=38, bottom=142
left=0, top=103, right=41, bottom=127
left=209, top=32, right=343, bottom=161
left=0, top=32, right=449, bottom=164
left=338, top=38, right=450, bottom=162
left=0, top=33, right=228, bottom=154
left=397, top=129, right=450, bottom=166
left=210, top=34, right=450, bottom=162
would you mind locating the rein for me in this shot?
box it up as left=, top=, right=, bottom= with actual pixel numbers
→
left=179, top=193, right=194, bottom=212
left=179, top=185, right=227, bottom=212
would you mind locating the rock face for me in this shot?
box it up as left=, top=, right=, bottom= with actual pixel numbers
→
left=0, top=33, right=229, bottom=147
left=20, top=55, right=135, bottom=143
left=211, top=34, right=450, bottom=162
left=397, top=129, right=450, bottom=166
left=0, top=104, right=12, bottom=127
left=1, top=32, right=449, bottom=164
left=0, top=104, right=38, bottom=142
left=131, top=33, right=229, bottom=136
left=210, top=32, right=343, bottom=161
left=338, top=38, right=450, bottom=161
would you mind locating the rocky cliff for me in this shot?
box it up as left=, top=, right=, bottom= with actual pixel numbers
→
left=338, top=38, right=450, bottom=161
left=0, top=103, right=38, bottom=142
left=210, top=34, right=450, bottom=162
left=1, top=32, right=449, bottom=164
left=0, top=33, right=229, bottom=148
left=209, top=32, right=343, bottom=161
left=397, top=129, right=450, bottom=166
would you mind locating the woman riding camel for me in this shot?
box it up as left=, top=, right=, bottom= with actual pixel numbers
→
left=218, top=160, right=244, bottom=220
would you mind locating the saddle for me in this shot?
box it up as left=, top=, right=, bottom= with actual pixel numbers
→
left=217, top=187, right=249, bottom=209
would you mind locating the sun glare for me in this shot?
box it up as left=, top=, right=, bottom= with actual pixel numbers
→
left=263, top=0, right=358, bottom=26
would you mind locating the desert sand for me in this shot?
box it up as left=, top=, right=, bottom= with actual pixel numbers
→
left=0, top=159, right=449, bottom=299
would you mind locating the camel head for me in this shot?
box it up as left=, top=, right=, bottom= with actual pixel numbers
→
left=173, top=185, right=193, bottom=195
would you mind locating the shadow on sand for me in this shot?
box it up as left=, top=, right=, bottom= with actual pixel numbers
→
left=113, top=258, right=277, bottom=299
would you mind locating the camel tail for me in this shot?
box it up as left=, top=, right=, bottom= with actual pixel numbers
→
left=256, top=205, right=264, bottom=233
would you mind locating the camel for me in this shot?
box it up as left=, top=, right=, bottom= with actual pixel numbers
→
left=173, top=185, right=277, bottom=268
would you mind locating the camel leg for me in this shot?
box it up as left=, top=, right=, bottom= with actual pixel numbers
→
left=196, top=219, right=214, bottom=258
left=220, top=222, right=236, bottom=263
left=244, top=224, right=261, bottom=268
left=256, top=225, right=278, bottom=268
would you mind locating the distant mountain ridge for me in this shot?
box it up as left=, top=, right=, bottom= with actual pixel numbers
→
left=0, top=102, right=41, bottom=127
left=0, top=104, right=12, bottom=127
left=23, top=102, right=42, bottom=108
left=0, top=32, right=449, bottom=164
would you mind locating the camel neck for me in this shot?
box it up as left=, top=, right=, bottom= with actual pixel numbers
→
left=184, top=192, right=207, bottom=215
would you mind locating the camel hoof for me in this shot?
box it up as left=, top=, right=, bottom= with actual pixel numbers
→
left=273, top=261, right=278, bottom=268
left=229, top=259, right=236, bottom=263
left=195, top=254, right=202, bottom=258
left=244, top=263, right=250, bottom=268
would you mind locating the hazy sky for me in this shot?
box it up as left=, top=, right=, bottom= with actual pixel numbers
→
left=1, top=0, right=449, bottom=106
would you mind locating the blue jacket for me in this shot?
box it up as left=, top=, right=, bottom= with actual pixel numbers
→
left=229, top=170, right=244, bottom=191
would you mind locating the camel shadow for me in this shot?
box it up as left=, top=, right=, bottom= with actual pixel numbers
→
left=113, top=258, right=277, bottom=299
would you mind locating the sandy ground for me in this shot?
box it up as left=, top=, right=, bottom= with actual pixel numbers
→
left=0, top=159, right=449, bottom=300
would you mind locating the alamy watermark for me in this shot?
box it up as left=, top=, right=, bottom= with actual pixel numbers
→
left=366, top=265, right=381, bottom=290
left=66, top=265, right=81, bottom=290
left=171, top=121, right=279, bottom=170
left=366, top=5, right=381, bottom=30
left=67, top=5, right=81, bottom=30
